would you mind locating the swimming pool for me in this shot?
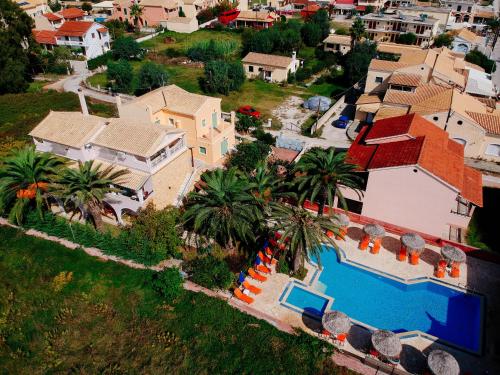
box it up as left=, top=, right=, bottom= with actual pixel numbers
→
left=283, top=245, right=483, bottom=353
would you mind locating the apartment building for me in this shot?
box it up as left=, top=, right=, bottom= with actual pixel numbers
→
left=117, top=85, right=236, bottom=166
left=440, top=0, right=474, bottom=23
left=52, top=21, right=111, bottom=59
left=111, top=0, right=179, bottom=27
left=362, top=12, right=440, bottom=47
left=345, top=113, right=482, bottom=242
left=29, top=92, right=194, bottom=223
left=18, top=0, right=50, bottom=18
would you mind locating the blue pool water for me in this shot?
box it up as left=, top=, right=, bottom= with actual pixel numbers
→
left=286, top=286, right=329, bottom=317
left=284, top=246, right=483, bottom=352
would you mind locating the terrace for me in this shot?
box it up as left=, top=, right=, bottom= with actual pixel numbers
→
left=244, top=216, right=500, bottom=374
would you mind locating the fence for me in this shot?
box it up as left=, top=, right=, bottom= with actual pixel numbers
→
left=199, top=18, right=218, bottom=29
left=310, top=95, right=346, bottom=134
left=135, top=31, right=161, bottom=43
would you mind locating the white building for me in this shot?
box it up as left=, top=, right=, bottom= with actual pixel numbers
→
left=54, top=21, right=110, bottom=59
left=29, top=91, right=194, bottom=223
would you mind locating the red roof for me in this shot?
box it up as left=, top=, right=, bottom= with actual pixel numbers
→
left=335, top=0, right=354, bottom=4
left=59, top=8, right=85, bottom=19
left=43, top=12, right=62, bottom=21
left=32, top=29, right=57, bottom=45
left=348, top=114, right=483, bottom=206
left=97, top=27, right=108, bottom=33
left=56, top=21, right=94, bottom=37
left=355, top=5, right=366, bottom=11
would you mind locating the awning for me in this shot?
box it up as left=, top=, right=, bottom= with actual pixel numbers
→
left=355, top=5, right=366, bottom=11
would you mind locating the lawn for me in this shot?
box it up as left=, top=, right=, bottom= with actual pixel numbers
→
left=141, top=29, right=243, bottom=54
left=0, top=91, right=116, bottom=157
left=0, top=226, right=352, bottom=374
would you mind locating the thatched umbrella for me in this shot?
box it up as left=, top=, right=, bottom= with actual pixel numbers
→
left=371, top=330, right=402, bottom=359
left=363, top=224, right=385, bottom=238
left=334, top=213, right=350, bottom=227
left=360, top=224, right=385, bottom=253
left=401, top=233, right=426, bottom=264
left=427, top=350, right=460, bottom=375
left=441, top=245, right=466, bottom=264
left=322, top=310, right=351, bottom=335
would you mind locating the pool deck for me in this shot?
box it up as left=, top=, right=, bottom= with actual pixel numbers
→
left=249, top=222, right=500, bottom=374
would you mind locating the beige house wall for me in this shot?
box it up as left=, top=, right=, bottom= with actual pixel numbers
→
left=421, top=111, right=449, bottom=129
left=480, top=134, right=500, bottom=162
left=365, top=70, right=392, bottom=93
left=324, top=43, right=351, bottom=55
left=361, top=166, right=469, bottom=239
left=243, top=63, right=290, bottom=82
left=151, top=149, right=192, bottom=208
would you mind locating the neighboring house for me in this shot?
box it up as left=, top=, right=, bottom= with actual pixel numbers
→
left=165, top=16, right=199, bottom=33
left=32, top=29, right=58, bottom=50
left=18, top=0, right=50, bottom=18
left=331, top=0, right=355, bottom=16
left=241, top=52, right=300, bottom=82
left=362, top=12, right=440, bottom=47
left=440, top=0, right=474, bottom=23
left=111, top=0, right=179, bottom=28
left=29, top=93, right=194, bottom=223
left=471, top=6, right=495, bottom=30
left=346, top=113, right=483, bottom=242
left=323, top=34, right=351, bottom=55
left=58, top=8, right=86, bottom=21
left=357, top=0, right=385, bottom=11
left=54, top=21, right=110, bottom=59
left=389, top=6, right=452, bottom=29
left=234, top=10, right=278, bottom=29
left=451, top=28, right=485, bottom=54
left=35, top=13, right=64, bottom=29
left=117, top=85, right=237, bottom=166
left=92, top=1, right=115, bottom=20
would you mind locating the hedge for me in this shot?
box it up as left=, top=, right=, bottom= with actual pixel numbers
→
left=87, top=51, right=112, bottom=71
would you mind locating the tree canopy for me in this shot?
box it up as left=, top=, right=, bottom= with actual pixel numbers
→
left=111, top=36, right=143, bottom=60
left=433, top=33, right=453, bottom=48
left=226, top=141, right=271, bottom=173
left=396, top=32, right=417, bottom=45
left=344, top=41, right=377, bottom=85
left=136, top=62, right=168, bottom=94
left=201, top=60, right=245, bottom=95
left=465, top=50, right=495, bottom=73
left=0, top=0, right=36, bottom=94
left=107, top=59, right=134, bottom=93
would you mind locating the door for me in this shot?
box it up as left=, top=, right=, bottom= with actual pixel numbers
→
left=221, top=138, right=228, bottom=155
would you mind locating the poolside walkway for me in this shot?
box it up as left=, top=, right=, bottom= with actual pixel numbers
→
left=251, top=221, right=500, bottom=374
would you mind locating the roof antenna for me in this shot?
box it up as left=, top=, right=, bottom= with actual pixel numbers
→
left=161, top=89, right=167, bottom=107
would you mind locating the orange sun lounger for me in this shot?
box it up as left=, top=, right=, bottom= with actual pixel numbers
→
left=256, top=264, right=271, bottom=274
left=248, top=268, right=267, bottom=282
left=243, top=280, right=262, bottom=295
left=234, top=288, right=254, bottom=304
left=258, top=251, right=277, bottom=265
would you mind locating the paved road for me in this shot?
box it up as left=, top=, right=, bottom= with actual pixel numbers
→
left=269, top=129, right=351, bottom=151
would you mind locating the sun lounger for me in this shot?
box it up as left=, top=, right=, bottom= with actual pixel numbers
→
left=234, top=288, right=254, bottom=304
left=243, top=280, right=262, bottom=295
left=256, top=264, right=271, bottom=274
left=258, top=251, right=277, bottom=265
left=248, top=268, right=267, bottom=282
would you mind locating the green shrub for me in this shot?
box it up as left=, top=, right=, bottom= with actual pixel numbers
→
left=276, top=254, right=290, bottom=275
left=22, top=211, right=169, bottom=265
left=151, top=267, right=184, bottom=301
left=187, top=39, right=237, bottom=62
left=226, top=140, right=271, bottom=172
left=236, top=113, right=262, bottom=133
left=163, top=47, right=183, bottom=58
left=252, top=128, right=275, bottom=145
left=185, top=255, right=233, bottom=290
left=295, top=68, right=312, bottom=82
left=87, top=51, right=112, bottom=70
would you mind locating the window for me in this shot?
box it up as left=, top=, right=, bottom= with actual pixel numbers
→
left=169, top=118, right=175, bottom=126
left=212, top=112, right=217, bottom=128
left=457, top=120, right=463, bottom=125
left=433, top=116, right=439, bottom=121
left=453, top=137, right=467, bottom=146
left=485, top=144, right=500, bottom=157
left=457, top=5, right=461, bottom=11
left=92, top=33, right=95, bottom=38
left=199, top=146, right=207, bottom=155
left=467, top=6, right=472, bottom=12
left=221, top=138, right=228, bottom=155
left=202, top=119, right=206, bottom=127
left=375, top=76, right=383, bottom=83
left=248, top=65, right=254, bottom=72
left=124, top=8, right=127, bottom=15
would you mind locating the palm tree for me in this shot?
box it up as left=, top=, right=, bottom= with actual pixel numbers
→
left=182, top=168, right=263, bottom=251
left=248, top=162, right=295, bottom=205
left=293, top=147, right=362, bottom=216
left=52, top=161, right=129, bottom=231
left=349, top=16, right=366, bottom=49
left=0, top=146, right=64, bottom=225
left=270, top=203, right=339, bottom=272
left=129, top=3, right=144, bottom=30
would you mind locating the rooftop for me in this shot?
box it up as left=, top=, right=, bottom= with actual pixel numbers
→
left=236, top=10, right=277, bottom=22
left=242, top=52, right=294, bottom=69
left=55, top=21, right=94, bottom=37
left=59, top=7, right=85, bottom=19
left=29, top=111, right=104, bottom=149
left=348, top=114, right=483, bottom=206
left=388, top=73, right=422, bottom=87
left=32, top=29, right=57, bottom=45
left=323, top=34, right=351, bottom=45
left=362, top=12, right=439, bottom=25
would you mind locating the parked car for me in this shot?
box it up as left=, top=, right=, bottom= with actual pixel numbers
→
left=237, top=106, right=261, bottom=118
left=333, top=115, right=350, bottom=129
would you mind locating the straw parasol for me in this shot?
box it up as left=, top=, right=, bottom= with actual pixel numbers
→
left=322, top=310, right=351, bottom=335
left=334, top=213, right=350, bottom=227
left=363, top=224, right=385, bottom=238
left=441, top=245, right=466, bottom=263
left=427, top=350, right=460, bottom=375
left=371, top=330, right=402, bottom=358
left=401, top=233, right=426, bottom=254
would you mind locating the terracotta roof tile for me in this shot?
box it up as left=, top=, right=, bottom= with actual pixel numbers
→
left=369, top=136, right=424, bottom=169
left=368, top=59, right=409, bottom=72
left=462, top=166, right=483, bottom=206
left=56, top=21, right=94, bottom=37
left=32, top=29, right=57, bottom=45
left=242, top=52, right=293, bottom=69
left=323, top=34, right=351, bottom=45
left=373, top=106, right=408, bottom=121
left=59, top=8, right=85, bottom=19
left=43, top=12, right=62, bottom=21
left=465, top=111, right=500, bottom=135
left=388, top=73, right=421, bottom=87
left=356, top=94, right=381, bottom=105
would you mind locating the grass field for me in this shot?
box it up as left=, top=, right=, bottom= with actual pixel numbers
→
left=0, top=226, right=353, bottom=374
left=0, top=91, right=116, bottom=157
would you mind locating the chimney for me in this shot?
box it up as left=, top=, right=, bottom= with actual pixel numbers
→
left=292, top=50, right=297, bottom=62
left=116, top=94, right=122, bottom=114
left=77, top=89, right=89, bottom=116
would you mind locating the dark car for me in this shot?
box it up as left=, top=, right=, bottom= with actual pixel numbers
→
left=237, top=105, right=261, bottom=118
left=334, top=115, right=350, bottom=129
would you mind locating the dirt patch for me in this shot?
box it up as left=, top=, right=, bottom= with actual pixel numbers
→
left=271, top=96, right=314, bottom=133
left=147, top=52, right=204, bottom=68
